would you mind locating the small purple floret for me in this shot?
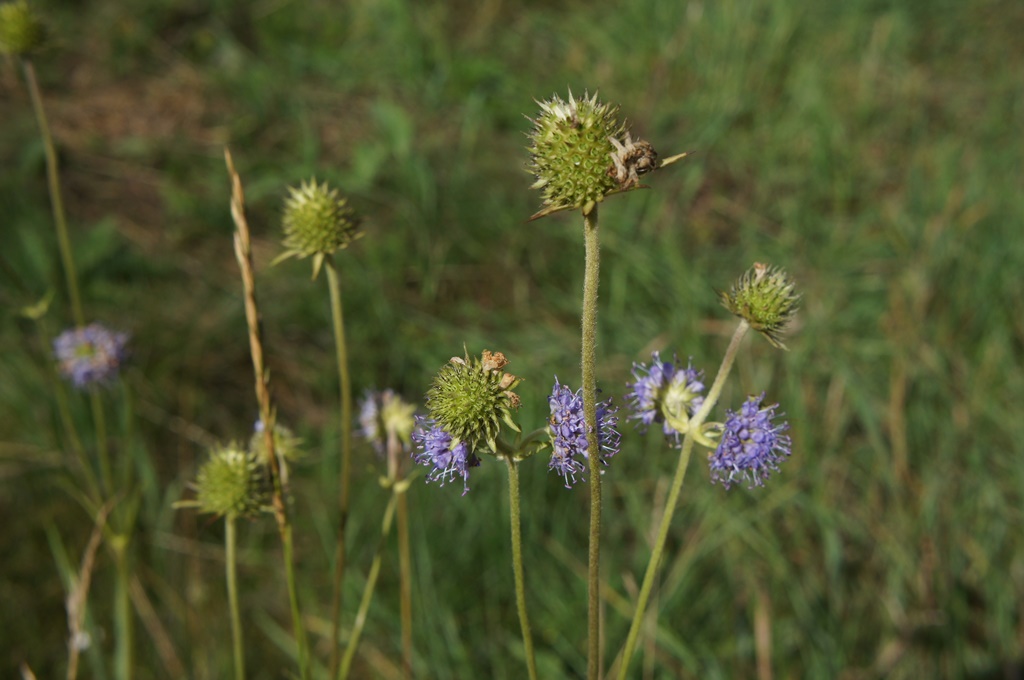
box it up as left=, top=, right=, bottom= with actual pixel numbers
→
left=710, top=393, right=792, bottom=489
left=412, top=417, right=479, bottom=495
left=547, top=378, right=620, bottom=488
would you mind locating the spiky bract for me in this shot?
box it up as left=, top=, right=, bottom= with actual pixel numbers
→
left=424, top=350, right=521, bottom=455
left=280, top=179, right=362, bottom=277
left=719, top=263, right=801, bottom=349
left=195, top=444, right=265, bottom=518
left=0, top=1, right=45, bottom=56
left=526, top=90, right=626, bottom=217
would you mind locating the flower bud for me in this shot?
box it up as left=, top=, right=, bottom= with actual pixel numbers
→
left=0, top=1, right=46, bottom=57
left=719, top=263, right=800, bottom=349
left=195, top=443, right=265, bottom=518
left=279, top=179, right=363, bottom=278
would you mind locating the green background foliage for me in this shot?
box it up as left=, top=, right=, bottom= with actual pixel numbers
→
left=2, top=0, right=1022, bottom=677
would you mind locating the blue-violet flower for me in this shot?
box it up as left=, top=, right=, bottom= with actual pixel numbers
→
left=412, top=417, right=480, bottom=495
left=360, top=389, right=417, bottom=455
left=53, top=323, right=129, bottom=388
left=710, top=393, right=792, bottom=489
left=547, top=378, right=620, bottom=488
left=627, top=352, right=705, bottom=441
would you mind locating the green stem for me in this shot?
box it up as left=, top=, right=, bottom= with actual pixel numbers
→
left=112, top=535, right=133, bottom=680
left=281, top=524, right=310, bottom=679
left=338, top=491, right=398, bottom=680
left=505, top=457, right=539, bottom=680
left=325, top=258, right=354, bottom=679
left=22, top=59, right=85, bottom=327
left=615, top=320, right=749, bottom=679
left=89, top=387, right=113, bottom=496
left=581, top=206, right=602, bottom=680
left=392, top=433, right=414, bottom=680
left=397, top=489, right=413, bottom=679
left=225, top=515, right=245, bottom=680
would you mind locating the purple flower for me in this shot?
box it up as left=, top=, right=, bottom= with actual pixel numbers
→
left=547, top=378, right=621, bottom=488
left=359, top=390, right=387, bottom=454
left=412, top=417, right=479, bottom=495
left=626, top=352, right=705, bottom=441
left=53, top=323, right=129, bottom=388
left=710, top=393, right=791, bottom=489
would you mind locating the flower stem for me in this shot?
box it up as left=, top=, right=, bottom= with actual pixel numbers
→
left=22, top=59, right=85, bottom=328
left=397, top=488, right=413, bottom=678
left=390, top=431, right=414, bottom=679
left=325, top=257, right=354, bottom=678
left=281, top=525, right=309, bottom=678
left=225, top=515, right=245, bottom=680
left=338, top=490, right=398, bottom=680
left=581, top=206, right=603, bottom=679
left=89, top=388, right=113, bottom=496
left=112, top=535, right=133, bottom=680
left=505, top=456, right=539, bottom=680
left=615, top=320, right=749, bottom=679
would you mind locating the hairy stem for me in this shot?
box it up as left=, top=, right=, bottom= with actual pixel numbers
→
left=581, top=206, right=603, bottom=679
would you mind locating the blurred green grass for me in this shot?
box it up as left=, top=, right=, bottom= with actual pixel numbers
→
left=2, top=0, right=1023, bottom=677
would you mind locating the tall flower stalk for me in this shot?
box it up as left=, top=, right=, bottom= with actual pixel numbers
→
left=504, top=455, right=538, bottom=680
left=526, top=90, right=685, bottom=678
left=225, top=150, right=309, bottom=678
left=276, top=178, right=363, bottom=676
left=412, top=350, right=543, bottom=678
left=616, top=264, right=799, bottom=677
left=325, top=257, right=354, bottom=677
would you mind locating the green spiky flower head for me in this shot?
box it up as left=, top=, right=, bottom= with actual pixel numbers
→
left=195, top=443, right=265, bottom=518
left=527, top=90, right=626, bottom=218
left=425, top=350, right=522, bottom=455
left=719, top=263, right=801, bottom=349
left=278, top=179, right=363, bottom=279
left=0, top=1, right=46, bottom=56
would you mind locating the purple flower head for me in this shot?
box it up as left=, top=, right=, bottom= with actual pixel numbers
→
left=53, top=323, right=129, bottom=388
left=626, top=352, right=705, bottom=441
left=412, top=417, right=480, bottom=495
left=359, top=389, right=387, bottom=454
left=710, top=393, right=792, bottom=489
left=361, top=389, right=417, bottom=456
left=547, top=378, right=621, bottom=488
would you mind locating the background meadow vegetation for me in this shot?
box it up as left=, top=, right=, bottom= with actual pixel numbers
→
left=2, top=0, right=1023, bottom=677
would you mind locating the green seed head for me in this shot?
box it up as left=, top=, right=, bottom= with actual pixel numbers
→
left=0, top=1, right=46, bottom=56
left=527, top=90, right=626, bottom=217
left=195, top=443, right=265, bottom=518
left=425, top=350, right=522, bottom=454
left=280, top=179, right=363, bottom=278
left=719, top=263, right=801, bottom=350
